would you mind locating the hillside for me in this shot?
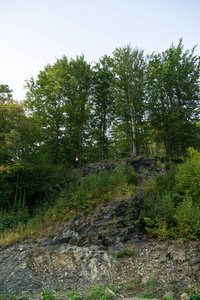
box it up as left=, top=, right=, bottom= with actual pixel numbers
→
left=0, top=156, right=200, bottom=299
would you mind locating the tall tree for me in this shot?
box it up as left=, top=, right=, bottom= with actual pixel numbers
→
left=0, top=88, right=40, bottom=209
left=91, top=55, right=115, bottom=160
left=25, top=55, right=92, bottom=166
left=146, top=39, right=200, bottom=156
left=112, top=46, right=146, bottom=156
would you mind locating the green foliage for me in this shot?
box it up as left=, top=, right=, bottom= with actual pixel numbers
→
left=0, top=40, right=200, bottom=241
left=54, top=164, right=136, bottom=215
left=115, top=247, right=135, bottom=257
left=189, top=290, right=200, bottom=300
left=139, top=192, right=177, bottom=239
left=146, top=39, right=200, bottom=157
left=0, top=208, right=29, bottom=232
left=175, top=196, right=200, bottom=239
left=41, top=289, right=54, bottom=299
left=145, top=279, right=157, bottom=288
left=153, top=165, right=177, bottom=195
left=141, top=192, right=200, bottom=240
left=138, top=151, right=200, bottom=240
left=67, top=291, right=83, bottom=300
left=139, top=291, right=156, bottom=299
left=125, top=165, right=138, bottom=185
left=85, top=283, right=117, bottom=300
left=175, top=158, right=200, bottom=204
left=112, top=46, right=146, bottom=157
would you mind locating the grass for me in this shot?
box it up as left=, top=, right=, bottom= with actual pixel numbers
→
left=115, top=247, right=135, bottom=257
left=0, top=288, right=200, bottom=300
left=1, top=154, right=200, bottom=248
left=0, top=164, right=138, bottom=248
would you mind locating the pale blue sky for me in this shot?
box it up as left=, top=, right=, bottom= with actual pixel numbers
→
left=0, top=0, right=199, bottom=100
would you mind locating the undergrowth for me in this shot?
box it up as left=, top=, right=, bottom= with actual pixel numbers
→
left=0, top=163, right=137, bottom=247
left=0, top=148, right=200, bottom=247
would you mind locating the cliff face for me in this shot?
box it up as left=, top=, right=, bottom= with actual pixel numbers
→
left=0, top=195, right=200, bottom=298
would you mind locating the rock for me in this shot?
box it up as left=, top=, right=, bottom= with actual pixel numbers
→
left=181, top=293, right=190, bottom=300
left=0, top=193, right=199, bottom=298
left=81, top=161, right=118, bottom=177
left=163, top=291, right=175, bottom=298
left=81, top=157, right=160, bottom=178
left=53, top=196, right=143, bottom=248
left=191, top=257, right=200, bottom=264
left=126, top=157, right=158, bottom=172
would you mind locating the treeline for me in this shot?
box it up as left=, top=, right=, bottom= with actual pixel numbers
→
left=0, top=39, right=200, bottom=211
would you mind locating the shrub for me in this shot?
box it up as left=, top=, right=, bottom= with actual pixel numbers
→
left=175, top=195, right=200, bottom=239
left=0, top=207, right=29, bottom=232
left=55, top=163, right=137, bottom=214
left=153, top=165, right=177, bottom=195
left=175, top=157, right=200, bottom=204
left=125, top=165, right=138, bottom=185
left=139, top=192, right=177, bottom=239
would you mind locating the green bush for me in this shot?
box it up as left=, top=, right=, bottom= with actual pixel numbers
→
left=139, top=151, right=200, bottom=240
left=139, top=192, right=177, bottom=239
left=175, top=195, right=200, bottom=239
left=153, top=165, right=177, bottom=195
left=0, top=207, right=29, bottom=232
left=175, top=158, right=200, bottom=204
left=54, top=164, right=137, bottom=214
left=125, top=165, right=138, bottom=185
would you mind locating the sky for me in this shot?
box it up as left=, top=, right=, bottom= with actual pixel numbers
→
left=0, top=0, right=199, bottom=101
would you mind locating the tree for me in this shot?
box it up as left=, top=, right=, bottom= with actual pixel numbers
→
left=112, top=46, right=146, bottom=156
left=25, top=55, right=92, bottom=166
left=146, top=39, right=200, bottom=156
left=91, top=55, right=116, bottom=160
left=0, top=88, right=40, bottom=209
left=0, top=84, right=13, bottom=103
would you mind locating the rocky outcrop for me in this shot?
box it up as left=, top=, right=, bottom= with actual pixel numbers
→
left=125, top=157, right=159, bottom=173
left=0, top=242, right=116, bottom=295
left=81, top=161, right=119, bottom=177
left=0, top=239, right=199, bottom=298
left=81, top=157, right=160, bottom=177
left=46, top=196, right=143, bottom=251
left=0, top=194, right=200, bottom=298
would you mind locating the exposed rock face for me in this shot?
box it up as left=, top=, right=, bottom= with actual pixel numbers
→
left=0, top=242, right=116, bottom=295
left=51, top=196, right=143, bottom=250
left=81, top=161, right=119, bottom=177
left=81, top=157, right=160, bottom=177
left=125, top=157, right=158, bottom=173
left=0, top=239, right=199, bottom=298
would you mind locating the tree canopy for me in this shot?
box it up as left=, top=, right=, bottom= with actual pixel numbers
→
left=0, top=40, right=200, bottom=213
